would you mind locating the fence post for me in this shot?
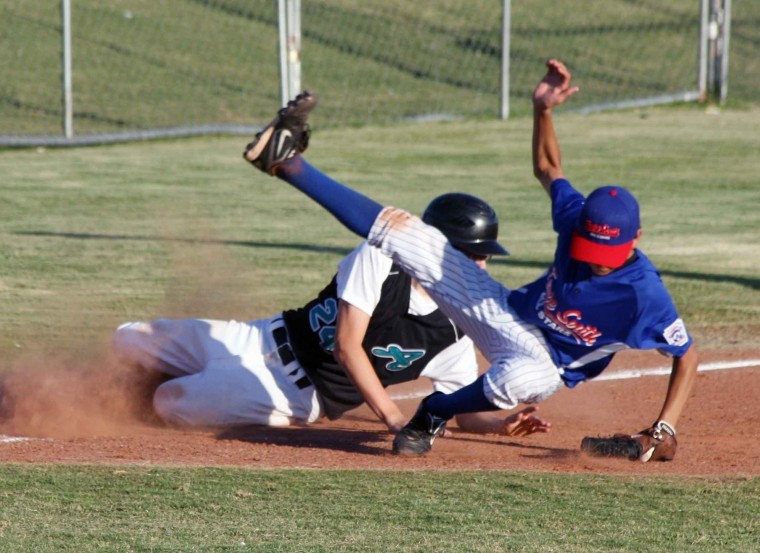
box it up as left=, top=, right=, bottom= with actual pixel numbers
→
left=61, top=0, right=74, bottom=138
left=698, top=0, right=709, bottom=101
left=707, top=0, right=732, bottom=104
left=499, top=0, right=511, bottom=120
left=278, top=0, right=302, bottom=106
left=718, top=0, right=731, bottom=104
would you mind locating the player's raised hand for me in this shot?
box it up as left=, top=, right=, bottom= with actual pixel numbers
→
left=503, top=406, right=551, bottom=437
left=532, top=59, right=580, bottom=111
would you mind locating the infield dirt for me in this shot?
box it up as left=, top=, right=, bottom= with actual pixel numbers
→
left=1, top=347, right=757, bottom=476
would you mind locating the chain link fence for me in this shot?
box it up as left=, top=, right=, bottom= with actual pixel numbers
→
left=1, top=0, right=280, bottom=144
left=1, top=0, right=756, bottom=146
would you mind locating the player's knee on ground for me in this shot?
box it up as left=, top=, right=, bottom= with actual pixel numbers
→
left=153, top=380, right=225, bottom=427
left=112, top=321, right=151, bottom=364
left=153, top=380, right=194, bottom=426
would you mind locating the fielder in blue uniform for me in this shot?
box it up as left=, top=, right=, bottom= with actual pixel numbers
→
left=243, top=59, right=699, bottom=459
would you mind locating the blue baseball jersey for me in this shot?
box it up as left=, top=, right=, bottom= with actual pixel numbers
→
left=507, top=178, right=692, bottom=387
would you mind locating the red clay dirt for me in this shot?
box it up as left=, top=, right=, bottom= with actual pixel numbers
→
left=1, top=348, right=758, bottom=476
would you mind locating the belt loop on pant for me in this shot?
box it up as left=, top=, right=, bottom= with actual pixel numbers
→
left=271, top=319, right=312, bottom=390
left=272, top=324, right=296, bottom=365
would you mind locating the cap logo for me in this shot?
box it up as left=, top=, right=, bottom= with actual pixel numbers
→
left=583, top=219, right=620, bottom=240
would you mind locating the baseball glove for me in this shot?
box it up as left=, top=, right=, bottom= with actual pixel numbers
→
left=243, top=91, right=316, bottom=175
left=581, top=421, right=677, bottom=462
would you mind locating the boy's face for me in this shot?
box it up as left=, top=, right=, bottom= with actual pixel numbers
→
left=588, top=263, right=615, bottom=277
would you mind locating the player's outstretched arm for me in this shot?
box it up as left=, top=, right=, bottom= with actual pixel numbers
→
left=532, top=59, right=579, bottom=194
left=455, top=406, right=551, bottom=437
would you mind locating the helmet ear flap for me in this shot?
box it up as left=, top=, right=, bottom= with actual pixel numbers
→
left=422, top=193, right=509, bottom=256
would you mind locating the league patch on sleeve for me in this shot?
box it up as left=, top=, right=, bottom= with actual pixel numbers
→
left=663, top=318, right=689, bottom=347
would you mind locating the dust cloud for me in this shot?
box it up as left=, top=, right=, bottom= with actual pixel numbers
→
left=0, top=352, right=163, bottom=438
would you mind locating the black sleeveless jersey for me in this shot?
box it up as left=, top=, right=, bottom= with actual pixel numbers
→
left=281, top=264, right=464, bottom=419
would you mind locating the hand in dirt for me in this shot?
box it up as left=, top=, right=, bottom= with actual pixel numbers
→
left=503, top=406, right=551, bottom=437
left=385, top=411, right=409, bottom=435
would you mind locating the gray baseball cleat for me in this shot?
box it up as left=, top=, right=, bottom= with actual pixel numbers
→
left=243, top=91, right=317, bottom=175
left=392, top=392, right=449, bottom=456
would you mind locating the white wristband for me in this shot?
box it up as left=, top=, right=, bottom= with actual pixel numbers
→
left=654, top=420, right=676, bottom=439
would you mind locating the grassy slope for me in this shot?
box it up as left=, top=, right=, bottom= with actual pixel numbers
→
left=2, top=0, right=757, bottom=135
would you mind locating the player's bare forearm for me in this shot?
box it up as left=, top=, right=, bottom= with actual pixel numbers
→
left=334, top=301, right=406, bottom=432
left=531, top=59, right=580, bottom=193
left=455, top=406, right=550, bottom=437
left=532, top=109, right=564, bottom=193
left=335, top=341, right=406, bottom=431
left=655, top=345, right=699, bottom=429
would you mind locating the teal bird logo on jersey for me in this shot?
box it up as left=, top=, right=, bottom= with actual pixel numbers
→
left=371, top=344, right=425, bottom=371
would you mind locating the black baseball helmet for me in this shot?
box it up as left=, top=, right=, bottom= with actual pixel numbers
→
left=422, top=193, right=509, bottom=256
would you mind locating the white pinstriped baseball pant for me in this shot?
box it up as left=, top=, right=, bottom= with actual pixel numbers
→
left=369, top=207, right=563, bottom=410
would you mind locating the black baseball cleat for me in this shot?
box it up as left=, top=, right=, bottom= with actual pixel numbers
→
left=392, top=392, right=449, bottom=456
left=243, top=91, right=317, bottom=175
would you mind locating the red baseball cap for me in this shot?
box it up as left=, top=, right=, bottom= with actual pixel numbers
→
left=569, top=186, right=640, bottom=268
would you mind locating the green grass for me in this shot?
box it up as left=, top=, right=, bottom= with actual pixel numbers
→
left=0, top=466, right=757, bottom=553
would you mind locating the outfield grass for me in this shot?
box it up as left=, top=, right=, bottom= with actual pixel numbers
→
left=1, top=106, right=758, bottom=355
left=1, top=107, right=759, bottom=551
left=0, top=466, right=757, bottom=553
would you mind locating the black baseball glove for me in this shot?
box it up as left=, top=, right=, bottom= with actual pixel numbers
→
left=581, top=421, right=677, bottom=462
left=243, top=91, right=316, bottom=175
